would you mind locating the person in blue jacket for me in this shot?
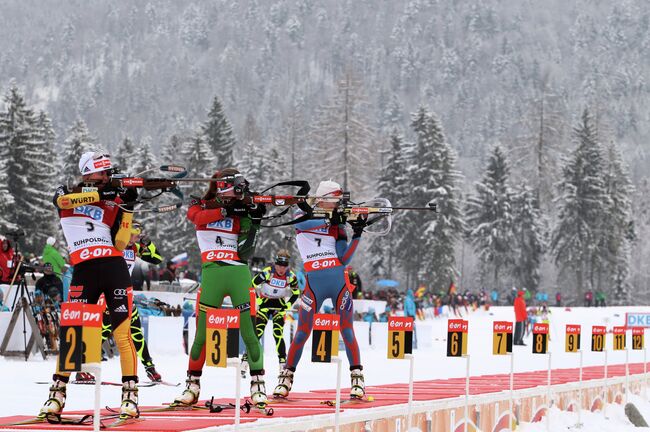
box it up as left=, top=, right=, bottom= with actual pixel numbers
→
left=404, top=288, right=418, bottom=348
left=273, top=181, right=367, bottom=399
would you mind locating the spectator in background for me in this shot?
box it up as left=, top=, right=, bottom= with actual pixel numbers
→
left=41, top=237, right=67, bottom=280
left=490, top=289, right=499, bottom=306
left=514, top=290, right=527, bottom=346
left=555, top=291, right=562, bottom=307
left=131, top=262, right=146, bottom=291
left=595, top=290, right=606, bottom=307
left=404, top=289, right=418, bottom=348
left=346, top=266, right=363, bottom=299
left=35, top=263, right=63, bottom=301
left=508, top=287, right=517, bottom=305
left=584, top=290, right=593, bottom=307
left=0, top=289, right=9, bottom=311
left=0, top=237, right=17, bottom=284
left=378, top=305, right=390, bottom=322
left=159, top=261, right=177, bottom=283
left=362, top=307, right=377, bottom=324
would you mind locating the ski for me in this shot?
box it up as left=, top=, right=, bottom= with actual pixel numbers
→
left=100, top=416, right=145, bottom=429
left=0, top=414, right=97, bottom=427
left=0, top=417, right=46, bottom=426
left=45, top=413, right=97, bottom=425
left=320, top=396, right=375, bottom=407
left=35, top=380, right=178, bottom=387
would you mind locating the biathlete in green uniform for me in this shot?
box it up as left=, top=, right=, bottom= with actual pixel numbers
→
left=174, top=168, right=268, bottom=407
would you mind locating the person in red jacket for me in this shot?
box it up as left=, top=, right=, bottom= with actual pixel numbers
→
left=514, top=290, right=527, bottom=346
left=0, top=237, right=18, bottom=284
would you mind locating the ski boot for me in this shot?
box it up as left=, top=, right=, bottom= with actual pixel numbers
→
left=350, top=367, right=365, bottom=399
left=279, top=362, right=286, bottom=374
left=250, top=373, right=268, bottom=407
left=240, top=353, right=249, bottom=379
left=120, top=380, right=139, bottom=418
left=75, top=372, right=95, bottom=383
left=38, top=378, right=66, bottom=418
left=273, top=368, right=294, bottom=398
left=173, top=374, right=200, bottom=406
left=144, top=363, right=162, bottom=382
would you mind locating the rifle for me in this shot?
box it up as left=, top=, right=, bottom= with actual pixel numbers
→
left=74, top=165, right=188, bottom=213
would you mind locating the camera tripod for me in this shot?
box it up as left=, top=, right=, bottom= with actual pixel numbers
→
left=0, top=259, right=48, bottom=360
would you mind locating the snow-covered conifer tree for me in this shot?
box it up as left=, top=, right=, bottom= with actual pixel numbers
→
left=60, top=119, right=94, bottom=184
left=466, top=144, right=515, bottom=290
left=202, top=96, right=236, bottom=168
left=399, top=107, right=464, bottom=290
left=551, top=109, right=608, bottom=299
left=511, top=183, right=545, bottom=292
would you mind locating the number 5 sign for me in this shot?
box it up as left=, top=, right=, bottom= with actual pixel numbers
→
left=387, top=317, right=414, bottom=359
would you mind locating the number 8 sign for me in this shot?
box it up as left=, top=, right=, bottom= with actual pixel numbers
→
left=532, top=323, right=549, bottom=354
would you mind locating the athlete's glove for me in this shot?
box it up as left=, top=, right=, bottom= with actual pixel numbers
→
left=350, top=217, right=367, bottom=238
left=139, top=235, right=151, bottom=247
left=119, top=186, right=138, bottom=203
left=224, top=201, right=248, bottom=218
left=99, top=185, right=119, bottom=201
left=248, top=203, right=266, bottom=223
left=330, top=209, right=347, bottom=226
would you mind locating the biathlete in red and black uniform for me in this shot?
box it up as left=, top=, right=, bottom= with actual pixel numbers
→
left=39, top=151, right=140, bottom=420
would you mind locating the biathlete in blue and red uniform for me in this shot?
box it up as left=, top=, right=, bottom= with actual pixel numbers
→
left=273, top=180, right=367, bottom=399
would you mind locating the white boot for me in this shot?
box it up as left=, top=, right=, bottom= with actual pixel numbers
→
left=241, top=353, right=249, bottom=379
left=250, top=374, right=268, bottom=407
left=38, top=379, right=66, bottom=418
left=273, top=368, right=294, bottom=398
left=120, top=380, right=139, bottom=418
left=174, top=374, right=200, bottom=406
left=279, top=362, right=286, bottom=374
left=350, top=368, right=365, bottom=399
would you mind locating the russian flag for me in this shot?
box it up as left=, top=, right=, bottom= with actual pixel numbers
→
left=171, top=252, right=189, bottom=267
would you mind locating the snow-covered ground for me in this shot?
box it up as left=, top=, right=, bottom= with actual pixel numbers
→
left=3, top=305, right=650, bottom=431
left=519, top=393, right=650, bottom=431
